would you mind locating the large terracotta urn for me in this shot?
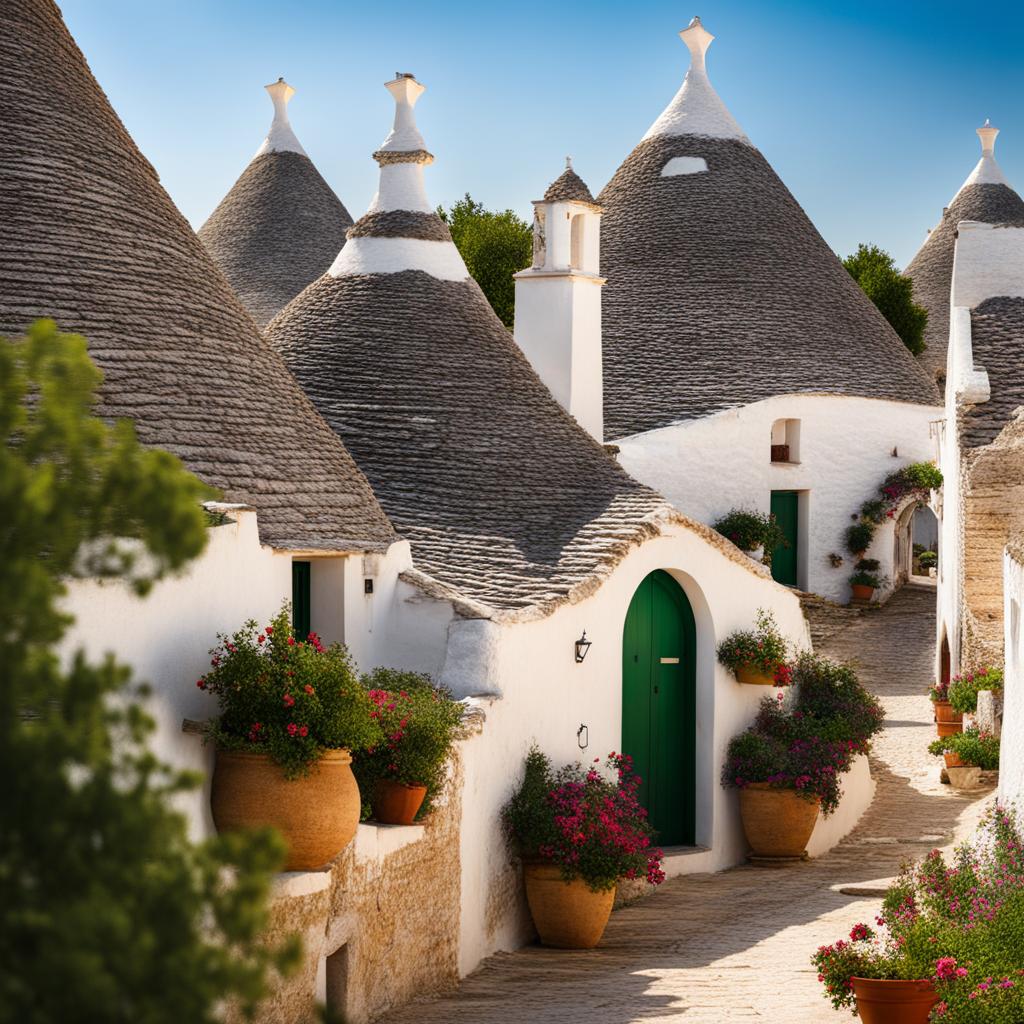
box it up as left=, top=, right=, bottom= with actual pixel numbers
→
left=851, top=978, right=937, bottom=1024
left=211, top=749, right=360, bottom=870
left=523, top=863, right=615, bottom=949
left=738, top=784, right=819, bottom=858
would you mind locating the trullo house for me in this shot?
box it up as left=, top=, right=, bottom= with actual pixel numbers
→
left=920, top=123, right=1024, bottom=678
left=514, top=17, right=942, bottom=604
left=199, top=77, right=354, bottom=327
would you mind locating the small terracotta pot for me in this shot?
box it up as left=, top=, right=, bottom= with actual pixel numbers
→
left=211, top=749, right=360, bottom=871
left=738, top=784, right=819, bottom=858
left=851, top=977, right=937, bottom=1024
left=523, top=862, right=615, bottom=949
left=944, top=751, right=968, bottom=769
left=372, top=779, right=427, bottom=825
left=933, top=700, right=962, bottom=725
left=936, top=717, right=964, bottom=738
left=735, top=663, right=777, bottom=686
left=851, top=583, right=875, bottom=601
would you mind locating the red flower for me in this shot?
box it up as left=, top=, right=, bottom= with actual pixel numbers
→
left=257, top=634, right=265, bottom=644
left=304, top=684, right=314, bottom=695
left=196, top=679, right=206, bottom=689
left=287, top=723, right=298, bottom=736
left=287, top=637, right=296, bottom=647
left=283, top=693, right=295, bottom=708
left=299, top=725, right=308, bottom=738
left=265, top=626, right=273, bottom=635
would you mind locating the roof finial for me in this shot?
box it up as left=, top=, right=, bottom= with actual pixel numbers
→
left=566, top=155, right=573, bottom=171
left=377, top=73, right=429, bottom=157
left=256, top=76, right=306, bottom=157
left=978, top=118, right=999, bottom=157
left=680, top=15, right=714, bottom=74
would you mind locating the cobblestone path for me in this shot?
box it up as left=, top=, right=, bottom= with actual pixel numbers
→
left=392, top=585, right=994, bottom=1023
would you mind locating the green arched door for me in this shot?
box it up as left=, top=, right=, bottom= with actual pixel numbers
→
left=621, top=570, right=696, bottom=846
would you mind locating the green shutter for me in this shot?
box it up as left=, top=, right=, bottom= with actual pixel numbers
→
left=292, top=561, right=311, bottom=640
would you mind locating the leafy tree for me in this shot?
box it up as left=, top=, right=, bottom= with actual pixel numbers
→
left=439, top=195, right=532, bottom=328
left=842, top=244, right=928, bottom=356
left=0, top=321, right=298, bottom=1023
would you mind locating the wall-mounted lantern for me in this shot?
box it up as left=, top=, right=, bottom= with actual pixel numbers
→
left=574, top=631, right=592, bottom=663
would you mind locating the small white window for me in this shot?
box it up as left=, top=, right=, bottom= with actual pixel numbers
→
left=569, top=213, right=585, bottom=270
left=770, top=418, right=801, bottom=463
left=661, top=156, right=708, bottom=177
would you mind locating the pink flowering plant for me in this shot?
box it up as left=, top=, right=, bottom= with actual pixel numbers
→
left=502, top=747, right=665, bottom=893
left=351, top=668, right=464, bottom=821
left=722, top=654, right=883, bottom=816
left=812, top=806, right=1024, bottom=1022
left=948, top=667, right=1003, bottom=715
left=929, top=679, right=952, bottom=703
left=716, top=609, right=791, bottom=684
left=199, top=607, right=383, bottom=778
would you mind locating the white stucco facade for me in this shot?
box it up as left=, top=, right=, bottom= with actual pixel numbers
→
left=1000, top=547, right=1024, bottom=806
left=615, top=393, right=941, bottom=603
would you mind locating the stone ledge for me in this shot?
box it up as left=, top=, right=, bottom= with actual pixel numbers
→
left=354, top=821, right=425, bottom=862
left=273, top=868, right=332, bottom=900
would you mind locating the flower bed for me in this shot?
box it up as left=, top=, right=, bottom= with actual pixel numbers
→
left=812, top=806, right=1024, bottom=1022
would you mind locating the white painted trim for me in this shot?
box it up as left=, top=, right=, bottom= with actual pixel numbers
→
left=328, top=237, right=469, bottom=281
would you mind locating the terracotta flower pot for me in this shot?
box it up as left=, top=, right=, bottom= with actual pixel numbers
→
left=372, top=779, right=427, bottom=825
left=944, top=751, right=968, bottom=769
left=735, top=663, right=778, bottom=686
left=738, top=784, right=819, bottom=858
left=935, top=700, right=964, bottom=738
left=851, top=583, right=875, bottom=601
left=523, top=862, right=615, bottom=949
left=211, top=749, right=360, bottom=870
left=851, top=977, right=937, bottom=1024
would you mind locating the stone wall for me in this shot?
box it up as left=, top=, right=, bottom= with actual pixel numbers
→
left=960, top=412, right=1024, bottom=670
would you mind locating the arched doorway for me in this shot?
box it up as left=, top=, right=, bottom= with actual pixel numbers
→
left=621, top=570, right=696, bottom=846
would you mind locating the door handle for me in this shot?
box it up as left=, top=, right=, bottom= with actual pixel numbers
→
left=660, top=657, right=680, bottom=664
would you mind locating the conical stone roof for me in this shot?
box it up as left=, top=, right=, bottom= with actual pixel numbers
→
left=0, top=0, right=394, bottom=553
left=544, top=160, right=600, bottom=207
left=598, top=17, right=940, bottom=440
left=906, top=122, right=1024, bottom=382
left=267, top=76, right=667, bottom=613
left=199, top=79, right=354, bottom=328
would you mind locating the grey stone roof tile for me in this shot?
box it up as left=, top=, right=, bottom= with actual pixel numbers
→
left=962, top=296, right=1024, bottom=448
left=0, top=0, right=395, bottom=553
left=598, top=136, right=940, bottom=439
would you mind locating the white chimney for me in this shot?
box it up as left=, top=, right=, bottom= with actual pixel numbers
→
left=513, top=160, right=605, bottom=442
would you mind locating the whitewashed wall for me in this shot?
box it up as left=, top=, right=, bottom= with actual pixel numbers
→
left=615, top=393, right=940, bottom=603
left=1000, top=548, right=1024, bottom=805
left=60, top=508, right=415, bottom=839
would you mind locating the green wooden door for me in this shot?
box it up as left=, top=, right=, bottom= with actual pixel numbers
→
left=292, top=561, right=311, bottom=640
left=621, top=570, right=696, bottom=846
left=770, top=491, right=799, bottom=587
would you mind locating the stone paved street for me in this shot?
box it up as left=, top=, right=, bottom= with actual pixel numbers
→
left=390, top=586, right=995, bottom=1023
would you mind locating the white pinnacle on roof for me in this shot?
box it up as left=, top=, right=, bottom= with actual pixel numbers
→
left=329, top=74, right=469, bottom=282
left=953, top=119, right=1011, bottom=200
left=254, top=77, right=307, bottom=158
left=643, top=16, right=749, bottom=143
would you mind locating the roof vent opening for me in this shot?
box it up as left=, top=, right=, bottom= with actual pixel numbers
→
left=661, top=156, right=709, bottom=177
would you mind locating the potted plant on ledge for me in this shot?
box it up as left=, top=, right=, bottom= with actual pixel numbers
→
left=928, top=679, right=962, bottom=737
left=948, top=666, right=1003, bottom=719
left=928, top=726, right=999, bottom=790
left=717, top=609, right=792, bottom=686
left=722, top=654, right=883, bottom=858
left=502, top=747, right=665, bottom=949
left=352, top=668, right=465, bottom=826
left=712, top=508, right=787, bottom=566
left=849, top=559, right=884, bottom=602
left=199, top=607, right=383, bottom=870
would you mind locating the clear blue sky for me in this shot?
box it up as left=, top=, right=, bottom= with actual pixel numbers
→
left=61, top=0, right=1024, bottom=269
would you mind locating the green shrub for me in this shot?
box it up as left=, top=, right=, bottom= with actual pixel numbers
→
left=712, top=508, right=787, bottom=562
left=353, top=668, right=465, bottom=820
left=919, top=550, right=938, bottom=570
left=850, top=570, right=882, bottom=588
left=948, top=667, right=1004, bottom=714
left=855, top=558, right=880, bottom=572
left=716, top=609, right=790, bottom=679
left=200, top=607, right=384, bottom=778
left=845, top=521, right=875, bottom=555
left=928, top=727, right=1000, bottom=770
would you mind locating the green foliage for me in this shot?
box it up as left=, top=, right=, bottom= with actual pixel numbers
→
left=919, top=550, right=938, bottom=570
left=899, top=461, right=944, bottom=491
left=501, top=747, right=664, bottom=892
left=844, top=521, right=876, bottom=555
left=791, top=652, right=885, bottom=748
left=928, top=726, right=1000, bottom=770
left=353, top=668, right=465, bottom=820
left=948, top=667, right=1004, bottom=714
left=439, top=195, right=532, bottom=327
left=850, top=569, right=882, bottom=588
left=712, top=508, right=788, bottom=563
left=856, top=558, right=880, bottom=572
left=843, top=243, right=929, bottom=355
left=716, top=609, right=790, bottom=678
left=201, top=608, right=384, bottom=779
left=859, top=497, right=888, bottom=524
left=0, top=322, right=295, bottom=1023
